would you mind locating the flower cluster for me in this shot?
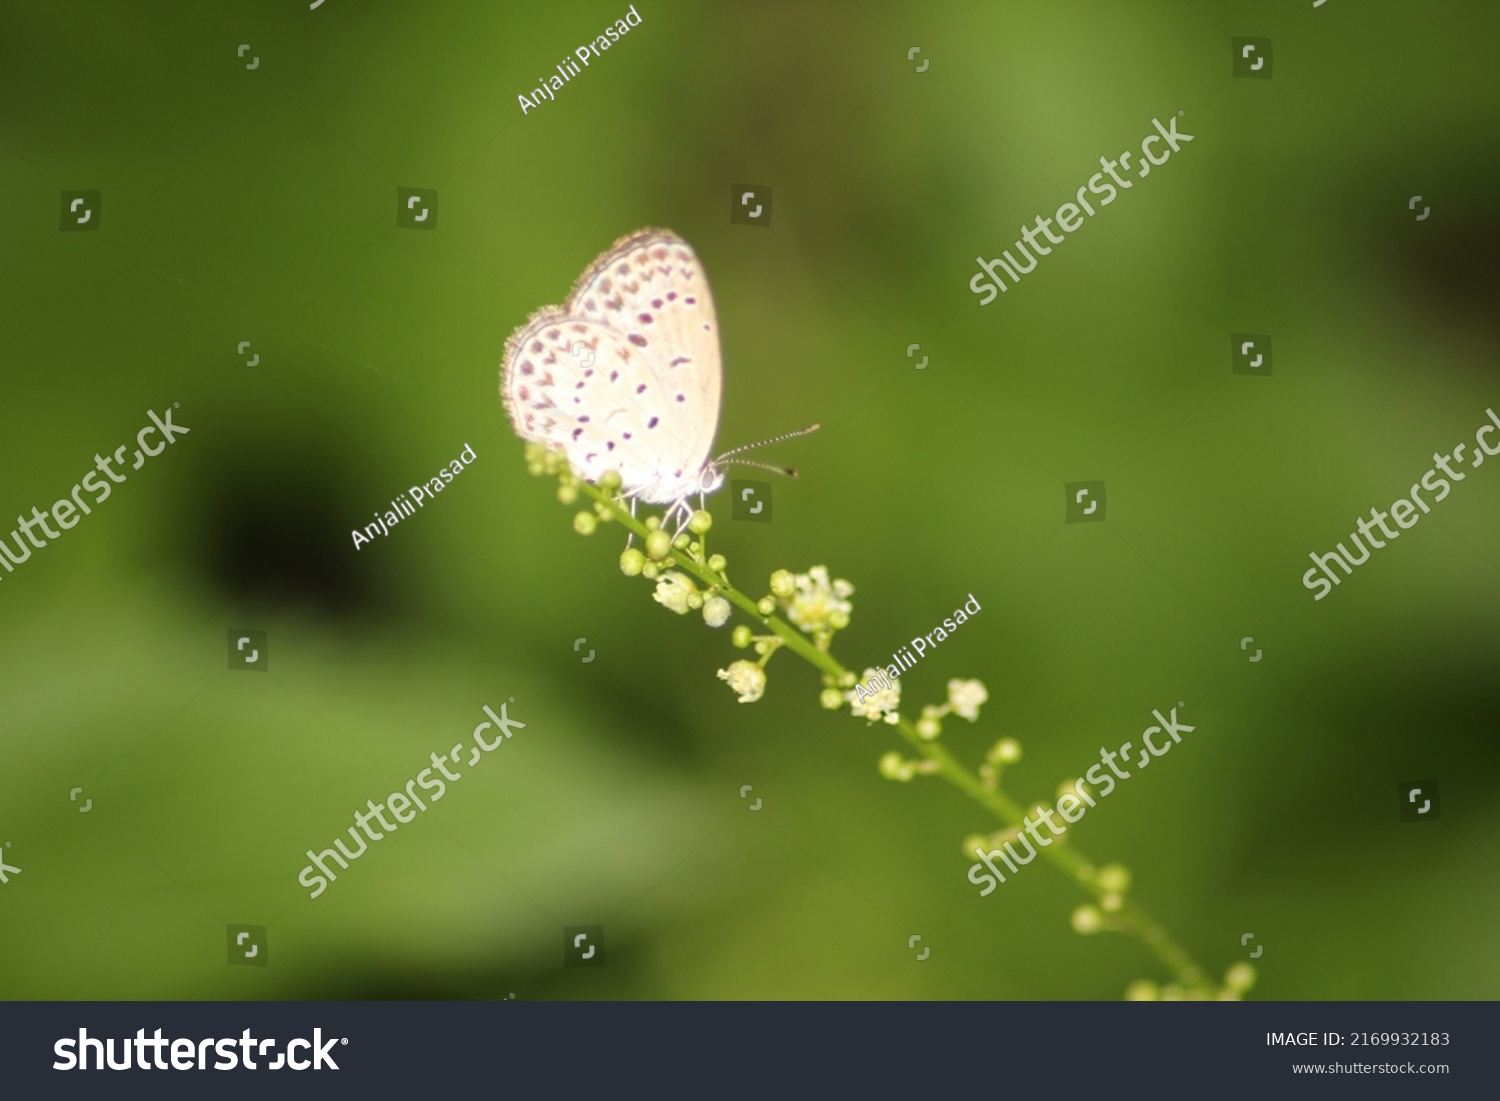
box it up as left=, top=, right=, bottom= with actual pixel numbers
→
left=522, top=440, right=1234, bottom=1000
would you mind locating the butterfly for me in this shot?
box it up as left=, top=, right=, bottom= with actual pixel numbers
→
left=501, top=228, right=815, bottom=527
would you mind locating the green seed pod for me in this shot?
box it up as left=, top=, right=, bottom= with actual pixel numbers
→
left=819, top=687, right=845, bottom=711
left=573, top=512, right=597, bottom=535
left=641, top=561, right=660, bottom=580
left=672, top=533, right=690, bottom=550
left=768, top=569, right=795, bottom=598
left=599, top=470, right=623, bottom=492
left=557, top=483, right=579, bottom=505
left=707, top=554, right=727, bottom=573
left=688, top=509, right=712, bottom=534
left=731, top=625, right=753, bottom=648
left=756, top=596, right=775, bottom=617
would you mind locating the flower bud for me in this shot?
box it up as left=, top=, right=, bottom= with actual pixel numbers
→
left=686, top=591, right=704, bottom=611
left=731, top=625, right=752, bottom=648
left=646, top=530, right=673, bottom=561
left=689, top=509, right=712, bottom=534
left=988, top=737, right=1022, bottom=764
left=819, top=687, right=845, bottom=710
left=599, top=470, right=622, bottom=492
left=557, top=483, right=578, bottom=504
left=641, top=561, right=660, bottom=580
left=1224, top=963, right=1256, bottom=993
left=1096, top=864, right=1131, bottom=894
left=916, top=715, right=941, bottom=740
left=828, top=610, right=850, bottom=630
left=878, top=751, right=912, bottom=781
left=756, top=596, right=775, bottom=617
left=707, top=554, right=727, bottom=573
left=1071, top=905, right=1103, bottom=935
left=619, top=548, right=646, bottom=576
left=573, top=511, right=597, bottom=535
left=769, top=569, right=795, bottom=598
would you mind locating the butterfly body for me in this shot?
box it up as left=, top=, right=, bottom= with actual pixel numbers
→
left=502, top=228, right=724, bottom=507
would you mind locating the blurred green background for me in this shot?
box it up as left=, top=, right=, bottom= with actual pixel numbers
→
left=1, top=0, right=1497, bottom=1000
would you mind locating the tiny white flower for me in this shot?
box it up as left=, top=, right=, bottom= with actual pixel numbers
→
left=702, top=593, right=731, bottom=628
left=786, top=565, right=854, bottom=634
left=652, top=571, right=697, bottom=615
left=847, top=667, right=900, bottom=724
left=717, top=660, right=766, bottom=703
left=947, top=678, right=988, bottom=721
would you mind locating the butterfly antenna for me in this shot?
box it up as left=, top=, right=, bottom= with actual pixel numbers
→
left=713, top=423, right=820, bottom=464
left=720, top=458, right=802, bottom=478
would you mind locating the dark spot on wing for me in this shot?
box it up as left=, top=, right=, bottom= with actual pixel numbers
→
left=636, top=384, right=647, bottom=393
left=666, top=292, right=677, bottom=301
left=628, top=333, right=648, bottom=347
left=651, top=298, right=662, bottom=308
left=572, top=428, right=583, bottom=440
left=578, top=415, right=590, bottom=422
left=639, top=313, right=652, bottom=324
left=606, top=441, right=615, bottom=451
left=675, top=393, right=685, bottom=402
left=669, top=357, right=690, bottom=366
left=685, top=297, right=696, bottom=305
left=648, top=416, right=659, bottom=428
left=530, top=340, right=544, bottom=354
left=609, top=370, right=618, bottom=381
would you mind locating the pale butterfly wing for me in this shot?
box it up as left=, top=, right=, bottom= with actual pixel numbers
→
left=501, top=228, right=723, bottom=505
left=502, top=311, right=704, bottom=495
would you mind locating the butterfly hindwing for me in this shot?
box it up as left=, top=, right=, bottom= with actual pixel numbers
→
left=502, top=310, right=704, bottom=496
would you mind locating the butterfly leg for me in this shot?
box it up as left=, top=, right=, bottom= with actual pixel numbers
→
left=624, top=496, right=639, bottom=548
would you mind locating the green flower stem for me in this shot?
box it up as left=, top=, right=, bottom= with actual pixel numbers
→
left=888, top=718, right=1204, bottom=990
left=580, top=478, right=1210, bottom=993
